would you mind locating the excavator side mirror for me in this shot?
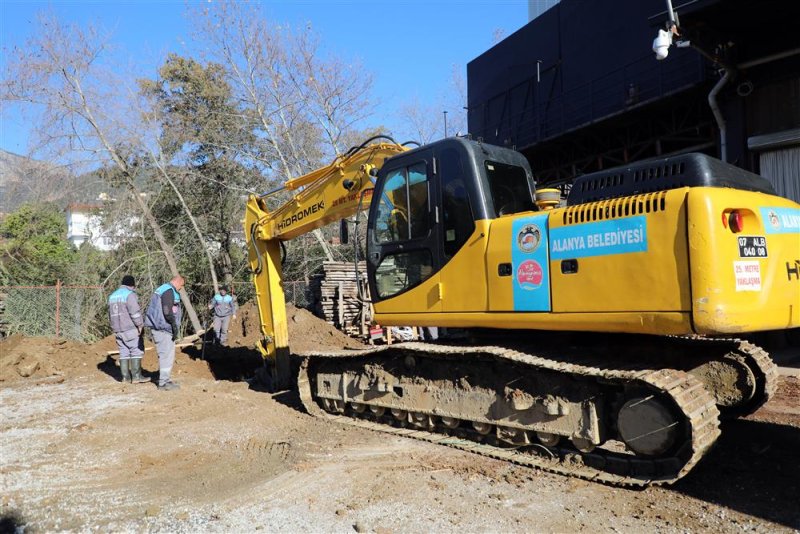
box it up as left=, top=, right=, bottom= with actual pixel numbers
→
left=340, top=219, right=349, bottom=245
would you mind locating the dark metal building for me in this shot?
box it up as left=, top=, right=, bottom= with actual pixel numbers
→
left=467, top=0, right=800, bottom=201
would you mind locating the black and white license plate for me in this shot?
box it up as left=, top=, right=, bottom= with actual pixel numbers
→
left=737, top=235, right=768, bottom=258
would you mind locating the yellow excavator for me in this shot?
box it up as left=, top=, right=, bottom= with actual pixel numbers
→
left=244, top=135, right=800, bottom=486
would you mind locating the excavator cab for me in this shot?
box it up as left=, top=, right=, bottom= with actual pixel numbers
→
left=366, top=137, right=536, bottom=306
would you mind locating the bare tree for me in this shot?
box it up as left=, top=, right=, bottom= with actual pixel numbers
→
left=492, top=28, right=507, bottom=45
left=195, top=2, right=331, bottom=261
left=285, top=30, right=375, bottom=156
left=1, top=13, right=204, bottom=332
left=446, top=64, right=468, bottom=136
left=194, top=2, right=378, bottom=264
left=396, top=65, right=468, bottom=145
left=398, top=96, right=442, bottom=144
left=137, top=105, right=221, bottom=295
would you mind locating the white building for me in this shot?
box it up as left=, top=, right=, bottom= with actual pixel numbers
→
left=66, top=203, right=118, bottom=251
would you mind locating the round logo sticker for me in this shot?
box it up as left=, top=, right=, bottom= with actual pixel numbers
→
left=516, top=224, right=542, bottom=253
left=516, top=260, right=543, bottom=290
left=767, top=210, right=780, bottom=230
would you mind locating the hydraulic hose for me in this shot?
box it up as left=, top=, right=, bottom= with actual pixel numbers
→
left=250, top=223, right=263, bottom=275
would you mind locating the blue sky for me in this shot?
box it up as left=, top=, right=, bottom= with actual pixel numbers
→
left=1, top=0, right=529, bottom=156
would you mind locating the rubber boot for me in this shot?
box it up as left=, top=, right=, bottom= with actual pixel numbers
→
left=130, top=358, right=149, bottom=383
left=119, top=358, right=132, bottom=383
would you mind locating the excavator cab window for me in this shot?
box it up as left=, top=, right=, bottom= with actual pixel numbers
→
left=440, top=147, right=475, bottom=260
left=486, top=161, right=535, bottom=217
left=371, top=160, right=435, bottom=298
left=373, top=163, right=429, bottom=243
left=374, top=249, right=434, bottom=298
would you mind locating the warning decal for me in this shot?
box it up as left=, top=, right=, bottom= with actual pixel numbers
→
left=734, top=261, right=761, bottom=292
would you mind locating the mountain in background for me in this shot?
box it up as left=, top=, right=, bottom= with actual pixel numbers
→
left=0, top=149, right=108, bottom=215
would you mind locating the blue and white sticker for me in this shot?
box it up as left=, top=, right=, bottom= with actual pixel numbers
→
left=511, top=214, right=551, bottom=312
left=550, top=216, right=648, bottom=260
left=761, top=207, right=800, bottom=234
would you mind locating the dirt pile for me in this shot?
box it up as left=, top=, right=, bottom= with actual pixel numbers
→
left=0, top=334, right=100, bottom=383
left=286, top=303, right=365, bottom=353
left=225, top=301, right=263, bottom=349
left=0, top=331, right=214, bottom=384
left=227, top=301, right=364, bottom=353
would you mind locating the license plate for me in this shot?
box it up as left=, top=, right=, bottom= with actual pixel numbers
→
left=737, top=236, right=768, bottom=258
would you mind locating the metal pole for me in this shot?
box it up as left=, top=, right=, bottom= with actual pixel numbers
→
left=708, top=69, right=732, bottom=162
left=665, top=0, right=676, bottom=26
left=443, top=110, right=448, bottom=138
left=55, top=279, right=61, bottom=337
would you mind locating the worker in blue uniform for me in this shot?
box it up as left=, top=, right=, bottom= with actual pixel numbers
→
left=208, top=286, right=237, bottom=346
left=108, top=275, right=148, bottom=383
left=144, top=275, right=184, bottom=391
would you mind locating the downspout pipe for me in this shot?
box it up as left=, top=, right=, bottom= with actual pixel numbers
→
left=708, top=69, right=732, bottom=163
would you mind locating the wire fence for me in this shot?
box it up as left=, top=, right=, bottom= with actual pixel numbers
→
left=0, top=282, right=107, bottom=342
left=187, top=280, right=312, bottom=309
left=284, top=281, right=311, bottom=308
left=0, top=279, right=313, bottom=343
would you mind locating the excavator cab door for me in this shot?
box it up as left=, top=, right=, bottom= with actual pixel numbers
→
left=366, top=149, right=443, bottom=312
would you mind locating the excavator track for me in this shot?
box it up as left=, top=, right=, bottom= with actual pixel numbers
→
left=675, top=335, right=778, bottom=417
left=297, top=341, right=730, bottom=487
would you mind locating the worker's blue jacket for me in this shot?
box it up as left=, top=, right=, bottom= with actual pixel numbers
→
left=108, top=285, right=143, bottom=334
left=144, top=283, right=182, bottom=333
left=209, top=294, right=237, bottom=317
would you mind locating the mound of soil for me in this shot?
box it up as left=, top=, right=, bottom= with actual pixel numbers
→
left=225, top=301, right=263, bottom=349
left=0, top=331, right=214, bottom=384
left=228, top=302, right=364, bottom=353
left=0, top=334, right=98, bottom=383
left=286, top=303, right=365, bottom=353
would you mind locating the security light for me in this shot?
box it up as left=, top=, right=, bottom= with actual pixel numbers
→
left=653, top=29, right=673, bottom=60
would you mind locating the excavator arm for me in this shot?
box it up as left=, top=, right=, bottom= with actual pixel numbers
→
left=244, top=140, right=408, bottom=389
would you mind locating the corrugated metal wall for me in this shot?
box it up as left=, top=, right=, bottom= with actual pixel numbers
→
left=759, top=146, right=800, bottom=202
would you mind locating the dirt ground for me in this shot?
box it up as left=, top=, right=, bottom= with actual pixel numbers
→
left=1, top=306, right=799, bottom=532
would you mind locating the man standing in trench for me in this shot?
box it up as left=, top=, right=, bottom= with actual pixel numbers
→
left=108, top=275, right=149, bottom=383
left=208, top=286, right=237, bottom=346
left=144, top=275, right=185, bottom=391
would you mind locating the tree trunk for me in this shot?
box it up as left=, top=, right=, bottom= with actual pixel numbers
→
left=220, top=247, right=234, bottom=287
left=130, top=189, right=203, bottom=334
left=153, top=159, right=220, bottom=294
left=312, top=228, right=334, bottom=262
left=59, top=71, right=204, bottom=335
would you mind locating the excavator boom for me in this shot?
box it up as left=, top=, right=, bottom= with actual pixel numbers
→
left=244, top=140, right=408, bottom=388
